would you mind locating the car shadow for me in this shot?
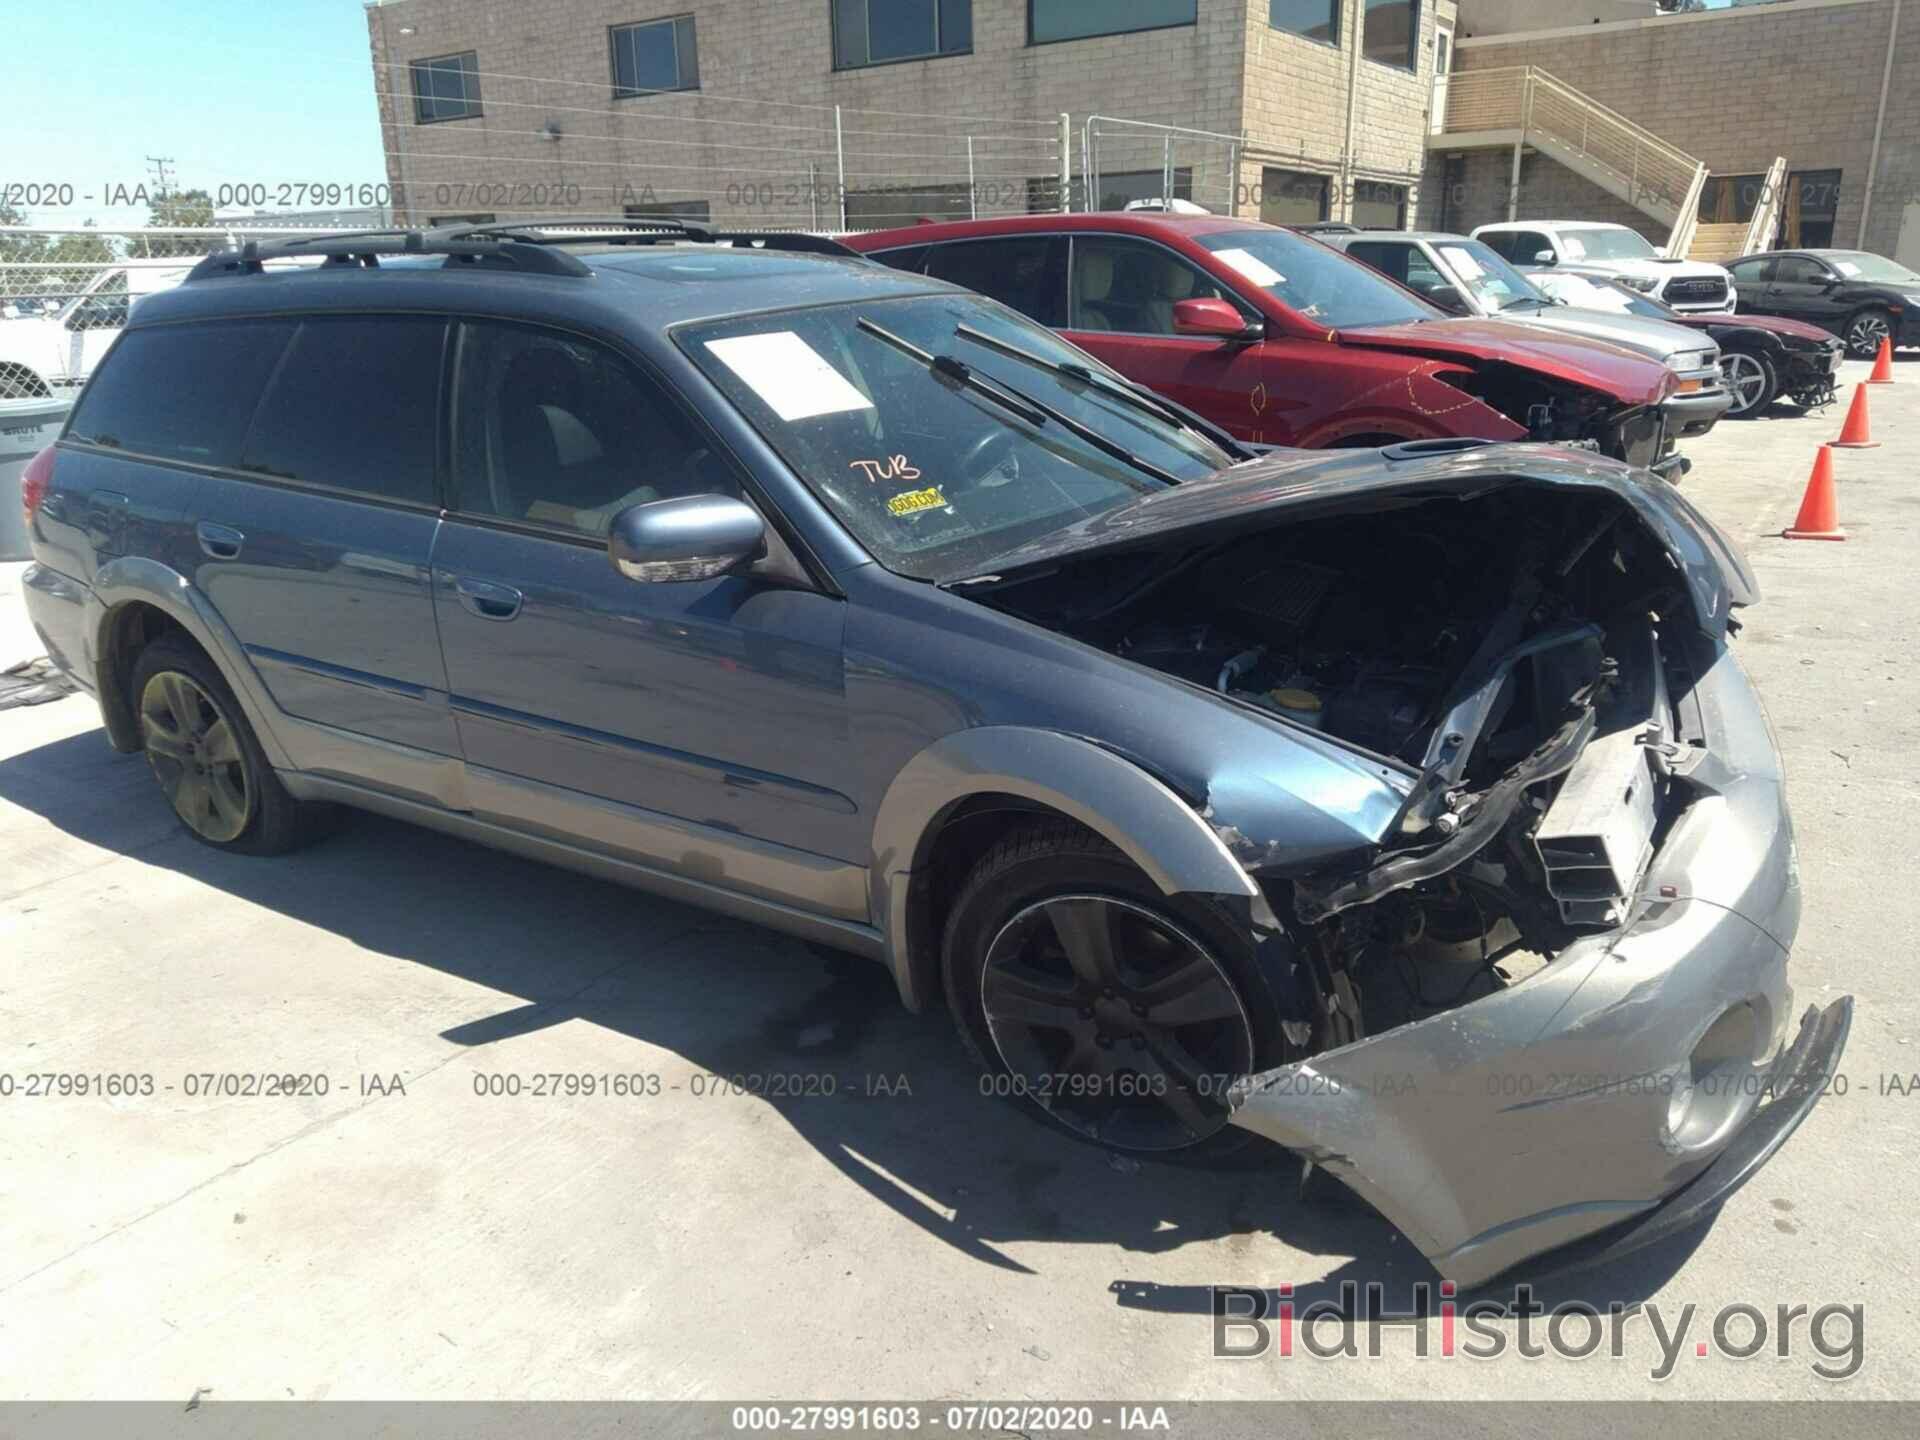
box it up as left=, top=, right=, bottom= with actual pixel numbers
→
left=0, top=720, right=1706, bottom=1309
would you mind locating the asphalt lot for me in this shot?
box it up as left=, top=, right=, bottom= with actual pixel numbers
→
left=2, top=359, right=1918, bottom=1403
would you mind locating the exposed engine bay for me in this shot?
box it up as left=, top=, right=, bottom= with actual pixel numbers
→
left=975, top=483, right=1705, bottom=1046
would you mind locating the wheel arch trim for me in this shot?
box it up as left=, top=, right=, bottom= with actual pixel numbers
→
left=89, top=558, right=291, bottom=768
left=870, top=727, right=1258, bottom=1012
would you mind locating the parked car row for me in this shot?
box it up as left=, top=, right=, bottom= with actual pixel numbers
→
left=18, top=218, right=1850, bottom=1291
left=843, top=214, right=1708, bottom=480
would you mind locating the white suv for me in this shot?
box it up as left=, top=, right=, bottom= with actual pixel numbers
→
left=0, top=260, right=192, bottom=403
left=1471, top=221, right=1737, bottom=315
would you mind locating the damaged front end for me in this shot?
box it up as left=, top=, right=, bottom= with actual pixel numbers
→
left=966, top=445, right=1849, bottom=1287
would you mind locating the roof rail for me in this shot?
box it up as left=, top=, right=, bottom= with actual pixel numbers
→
left=183, top=218, right=864, bottom=284
left=440, top=216, right=863, bottom=258
left=185, top=227, right=593, bottom=281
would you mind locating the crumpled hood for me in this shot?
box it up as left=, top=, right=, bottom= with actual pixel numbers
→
left=1336, top=317, right=1675, bottom=405
left=962, top=442, right=1757, bottom=639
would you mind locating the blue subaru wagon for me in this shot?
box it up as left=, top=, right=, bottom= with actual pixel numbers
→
left=17, top=221, right=1848, bottom=1287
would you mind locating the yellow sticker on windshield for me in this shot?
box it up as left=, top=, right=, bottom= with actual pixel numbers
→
left=886, top=486, right=947, bottom=517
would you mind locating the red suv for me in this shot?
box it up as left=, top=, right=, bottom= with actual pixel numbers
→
left=846, top=214, right=1689, bottom=479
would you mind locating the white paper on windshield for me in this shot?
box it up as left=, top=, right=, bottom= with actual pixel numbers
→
left=704, top=331, right=875, bottom=422
left=1835, top=261, right=1862, bottom=277
left=1440, top=246, right=1486, bottom=279
left=1560, top=236, right=1588, bottom=260
left=1212, top=247, right=1286, bottom=288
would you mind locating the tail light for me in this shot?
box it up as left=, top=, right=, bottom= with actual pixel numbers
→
left=20, top=444, right=54, bottom=535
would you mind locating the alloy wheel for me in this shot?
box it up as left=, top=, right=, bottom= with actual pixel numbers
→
left=979, top=894, right=1255, bottom=1150
left=1721, top=353, right=1770, bottom=416
left=1848, top=313, right=1891, bottom=359
left=138, top=670, right=251, bottom=843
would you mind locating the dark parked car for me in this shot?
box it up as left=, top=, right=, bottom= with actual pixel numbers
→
left=19, top=221, right=1848, bottom=1288
left=844, top=214, right=1696, bottom=480
left=1727, top=248, right=1920, bottom=358
left=1524, top=268, right=1846, bottom=420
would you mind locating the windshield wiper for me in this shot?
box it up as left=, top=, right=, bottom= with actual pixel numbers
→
left=1500, top=296, right=1547, bottom=311
left=951, top=323, right=1249, bottom=459
left=855, top=316, right=1182, bottom=487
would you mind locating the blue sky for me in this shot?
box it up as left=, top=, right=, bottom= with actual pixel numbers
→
left=8, top=1, right=390, bottom=226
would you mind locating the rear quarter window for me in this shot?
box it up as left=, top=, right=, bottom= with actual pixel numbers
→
left=238, top=316, right=447, bottom=505
left=65, top=321, right=294, bottom=466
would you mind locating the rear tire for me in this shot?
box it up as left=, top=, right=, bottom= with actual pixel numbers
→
left=130, top=636, right=321, bottom=855
left=1720, top=349, right=1777, bottom=419
left=942, top=822, right=1297, bottom=1157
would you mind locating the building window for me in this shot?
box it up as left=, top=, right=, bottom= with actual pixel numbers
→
left=411, top=52, right=482, bottom=124
left=1029, top=0, right=1197, bottom=46
left=1270, top=0, right=1339, bottom=45
left=611, top=16, right=699, bottom=98
left=1698, top=174, right=1766, bottom=226
left=845, top=182, right=973, bottom=228
left=1093, top=167, right=1194, bottom=213
left=624, top=200, right=713, bottom=224
left=834, top=0, right=972, bottom=69
left=1361, top=0, right=1420, bottom=71
left=1352, top=180, right=1407, bottom=229
left=1781, top=169, right=1841, bottom=248
left=1258, top=168, right=1330, bottom=226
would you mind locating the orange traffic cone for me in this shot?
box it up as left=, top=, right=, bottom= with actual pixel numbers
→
left=1783, top=446, right=1846, bottom=542
left=1833, top=384, right=1877, bottom=448
left=1868, top=336, right=1895, bottom=384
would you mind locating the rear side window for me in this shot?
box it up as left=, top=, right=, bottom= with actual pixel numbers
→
left=1729, top=256, right=1776, bottom=286
left=926, top=237, right=1068, bottom=326
left=868, top=245, right=931, bottom=274
left=66, top=321, right=293, bottom=465
left=238, top=317, right=447, bottom=506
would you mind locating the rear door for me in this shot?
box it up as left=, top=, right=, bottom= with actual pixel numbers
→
left=1727, top=256, right=1777, bottom=316
left=429, top=318, right=862, bottom=876
left=1060, top=234, right=1274, bottom=441
left=186, top=314, right=459, bottom=758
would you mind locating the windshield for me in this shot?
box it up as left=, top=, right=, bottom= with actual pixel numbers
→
left=1196, top=228, right=1436, bottom=329
left=1559, top=228, right=1657, bottom=262
left=1823, top=251, right=1920, bottom=284
left=1433, top=241, right=1547, bottom=312
left=680, top=293, right=1231, bottom=582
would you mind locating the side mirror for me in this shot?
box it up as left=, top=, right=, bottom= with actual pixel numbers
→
left=1426, top=284, right=1469, bottom=315
left=1532, top=250, right=1557, bottom=266
left=1173, top=297, right=1261, bottom=341
left=608, top=494, right=765, bottom=584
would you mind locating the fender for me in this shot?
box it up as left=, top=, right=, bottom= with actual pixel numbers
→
left=870, top=726, right=1259, bottom=1011
left=88, top=557, right=292, bottom=768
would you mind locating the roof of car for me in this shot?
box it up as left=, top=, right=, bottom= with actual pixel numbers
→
left=129, top=242, right=949, bottom=333
left=1476, top=220, right=1633, bottom=232
left=1330, top=231, right=1473, bottom=245
left=843, top=212, right=1272, bottom=249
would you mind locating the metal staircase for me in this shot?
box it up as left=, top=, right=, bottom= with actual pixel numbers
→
left=1432, top=66, right=1709, bottom=257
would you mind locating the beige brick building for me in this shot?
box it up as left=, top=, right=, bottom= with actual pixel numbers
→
left=1423, top=0, right=1920, bottom=265
left=364, top=0, right=1456, bottom=230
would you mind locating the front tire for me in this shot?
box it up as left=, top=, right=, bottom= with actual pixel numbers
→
left=1846, top=307, right=1893, bottom=360
left=130, top=636, right=319, bottom=855
left=1721, top=349, right=1778, bottom=419
left=942, top=823, right=1295, bottom=1155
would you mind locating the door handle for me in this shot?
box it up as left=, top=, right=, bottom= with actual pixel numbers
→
left=196, top=521, right=244, bottom=560
left=453, top=576, right=523, bottom=621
